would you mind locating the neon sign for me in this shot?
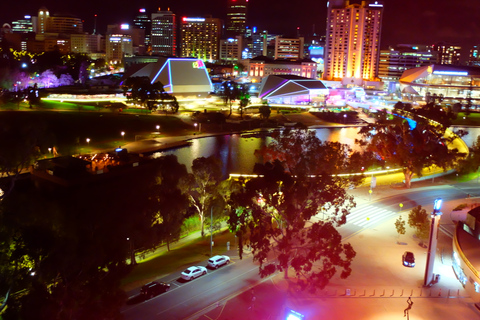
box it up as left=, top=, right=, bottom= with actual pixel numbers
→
left=192, top=60, right=205, bottom=69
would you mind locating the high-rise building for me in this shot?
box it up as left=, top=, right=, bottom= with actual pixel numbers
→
left=274, top=36, right=304, bottom=60
left=323, top=0, right=383, bottom=83
left=180, top=17, right=221, bottom=62
left=106, top=34, right=132, bottom=63
left=431, top=42, right=461, bottom=65
left=226, top=0, right=248, bottom=37
left=134, top=8, right=151, bottom=46
left=151, top=8, right=176, bottom=56
left=251, top=28, right=268, bottom=58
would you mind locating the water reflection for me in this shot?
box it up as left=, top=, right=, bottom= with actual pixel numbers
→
left=157, top=126, right=477, bottom=175
left=160, top=127, right=363, bottom=175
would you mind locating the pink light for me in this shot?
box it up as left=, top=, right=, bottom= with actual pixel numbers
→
left=139, top=8, right=146, bottom=13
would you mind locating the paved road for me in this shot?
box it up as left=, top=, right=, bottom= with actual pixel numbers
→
left=121, top=182, right=479, bottom=319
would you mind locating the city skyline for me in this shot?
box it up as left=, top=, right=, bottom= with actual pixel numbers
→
left=1, top=0, right=480, bottom=53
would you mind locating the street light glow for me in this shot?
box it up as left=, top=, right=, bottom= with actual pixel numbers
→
left=433, top=198, right=442, bottom=211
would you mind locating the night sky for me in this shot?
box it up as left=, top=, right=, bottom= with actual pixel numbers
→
left=1, top=0, right=480, bottom=52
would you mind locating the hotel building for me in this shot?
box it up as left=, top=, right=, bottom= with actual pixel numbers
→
left=323, top=0, right=383, bottom=84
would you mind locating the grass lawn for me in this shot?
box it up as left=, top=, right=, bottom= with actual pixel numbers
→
left=452, top=112, right=480, bottom=126
left=121, top=229, right=237, bottom=291
left=0, top=103, right=195, bottom=155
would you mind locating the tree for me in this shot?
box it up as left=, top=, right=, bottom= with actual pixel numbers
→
left=458, top=135, right=480, bottom=174
left=394, top=216, right=406, bottom=243
left=221, top=81, right=241, bottom=118
left=229, top=129, right=359, bottom=292
left=259, top=102, right=271, bottom=120
left=357, top=108, right=466, bottom=188
left=182, top=156, right=223, bottom=237
left=408, top=205, right=430, bottom=242
left=150, top=155, right=190, bottom=251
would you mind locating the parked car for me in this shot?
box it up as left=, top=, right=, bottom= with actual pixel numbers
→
left=181, top=266, right=207, bottom=281
left=140, top=281, right=170, bottom=299
left=402, top=251, right=415, bottom=267
left=207, top=255, right=231, bottom=269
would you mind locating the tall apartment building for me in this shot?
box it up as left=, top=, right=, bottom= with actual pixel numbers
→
left=180, top=17, right=221, bottom=62
left=378, top=45, right=436, bottom=81
left=251, top=28, right=268, bottom=58
left=226, top=0, right=248, bottom=37
left=323, top=0, right=383, bottom=83
left=431, top=42, right=461, bottom=65
left=134, top=8, right=151, bottom=46
left=151, top=8, right=177, bottom=56
left=274, top=36, right=304, bottom=60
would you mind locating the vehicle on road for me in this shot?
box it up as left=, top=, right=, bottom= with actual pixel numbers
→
left=181, top=266, right=207, bottom=281
left=140, top=281, right=170, bottom=299
left=402, top=251, right=415, bottom=267
left=207, top=255, right=231, bottom=269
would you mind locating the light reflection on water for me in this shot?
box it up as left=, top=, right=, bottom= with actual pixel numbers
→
left=156, top=126, right=478, bottom=176
left=159, top=127, right=363, bottom=175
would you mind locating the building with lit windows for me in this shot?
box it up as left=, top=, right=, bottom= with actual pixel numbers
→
left=125, top=57, right=213, bottom=98
left=323, top=0, right=383, bottom=84
left=378, top=45, right=437, bottom=81
left=47, top=14, right=83, bottom=34
left=226, top=0, right=248, bottom=37
left=219, top=36, right=243, bottom=62
left=258, top=74, right=328, bottom=105
left=251, top=28, right=268, bottom=57
left=180, top=17, right=221, bottom=62
left=468, top=46, right=480, bottom=67
left=247, top=56, right=317, bottom=83
left=106, top=34, right=133, bottom=63
left=431, top=42, right=461, bottom=65
left=151, top=9, right=176, bottom=56
left=274, top=36, right=304, bottom=60
left=399, top=64, right=480, bottom=102
left=12, top=15, right=36, bottom=33
left=134, top=8, right=151, bottom=46
left=71, top=33, right=103, bottom=55
left=452, top=206, right=480, bottom=305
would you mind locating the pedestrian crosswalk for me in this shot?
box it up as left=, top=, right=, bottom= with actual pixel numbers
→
left=346, top=205, right=398, bottom=228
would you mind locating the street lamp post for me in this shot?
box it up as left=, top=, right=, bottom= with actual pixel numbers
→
left=121, top=131, right=125, bottom=140
left=424, top=198, right=443, bottom=287
left=86, top=138, right=90, bottom=146
left=210, top=207, right=213, bottom=257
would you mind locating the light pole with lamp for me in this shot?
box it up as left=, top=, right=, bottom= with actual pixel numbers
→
left=48, top=147, right=52, bottom=155
left=424, top=198, right=443, bottom=287
left=121, top=131, right=125, bottom=141
left=86, top=138, right=90, bottom=146
left=210, top=207, right=213, bottom=257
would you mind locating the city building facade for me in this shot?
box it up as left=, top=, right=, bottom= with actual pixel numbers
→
left=151, top=8, right=176, bottom=56
left=226, top=0, right=248, bottom=37
left=247, top=56, right=317, bottom=83
left=219, top=36, right=243, bottom=62
left=323, top=0, right=383, bottom=84
left=134, top=8, right=151, bottom=46
left=431, top=42, right=461, bottom=65
left=180, top=17, right=221, bottom=62
left=274, top=36, right=304, bottom=60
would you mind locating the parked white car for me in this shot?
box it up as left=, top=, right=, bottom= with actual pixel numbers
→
left=207, top=255, right=231, bottom=269
left=181, top=266, right=207, bottom=281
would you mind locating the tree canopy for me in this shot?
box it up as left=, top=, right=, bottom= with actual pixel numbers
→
left=228, top=129, right=358, bottom=292
left=357, top=108, right=466, bottom=188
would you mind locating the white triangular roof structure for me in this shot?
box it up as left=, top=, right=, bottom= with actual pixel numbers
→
left=128, top=58, right=213, bottom=97
left=259, top=75, right=328, bottom=99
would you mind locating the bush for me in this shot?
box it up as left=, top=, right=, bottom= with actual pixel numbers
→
left=181, top=216, right=201, bottom=235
